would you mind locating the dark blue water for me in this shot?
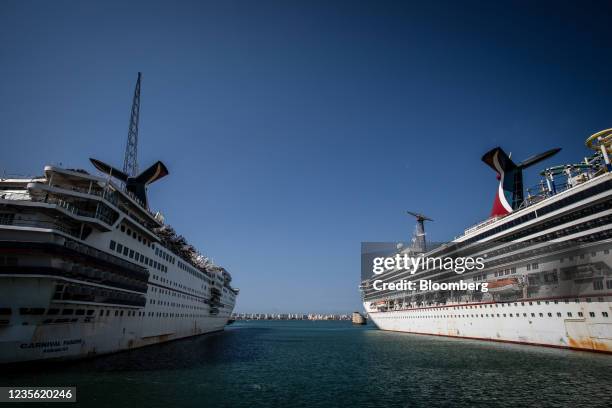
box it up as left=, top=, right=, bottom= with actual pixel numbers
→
left=2, top=321, right=612, bottom=408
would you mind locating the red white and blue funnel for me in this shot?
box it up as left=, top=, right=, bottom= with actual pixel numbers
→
left=481, top=147, right=561, bottom=217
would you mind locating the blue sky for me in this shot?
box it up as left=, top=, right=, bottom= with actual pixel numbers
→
left=1, top=1, right=611, bottom=313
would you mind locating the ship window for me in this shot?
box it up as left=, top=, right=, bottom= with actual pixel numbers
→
left=589, top=312, right=595, bottom=317
left=132, top=232, right=136, bottom=239
left=46, top=308, right=59, bottom=315
left=567, top=312, right=572, bottom=317
left=123, top=247, right=128, bottom=256
left=62, top=309, right=74, bottom=315
left=121, top=225, right=125, bottom=232
left=99, top=310, right=104, bottom=316
left=129, top=250, right=134, bottom=259
left=578, top=312, right=583, bottom=317
left=593, top=281, right=603, bottom=290
left=115, top=310, right=119, bottom=316
left=19, top=308, right=45, bottom=315
left=75, top=309, right=85, bottom=316
left=116, top=243, right=123, bottom=253
left=531, top=313, right=535, bottom=317
left=110, top=240, right=116, bottom=250
left=106, top=310, right=110, bottom=316
left=604, top=312, right=609, bottom=318
left=0, top=308, right=11, bottom=315
left=127, top=228, right=131, bottom=235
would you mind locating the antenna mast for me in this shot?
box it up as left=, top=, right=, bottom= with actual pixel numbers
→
left=406, top=211, right=433, bottom=252
left=123, top=72, right=141, bottom=177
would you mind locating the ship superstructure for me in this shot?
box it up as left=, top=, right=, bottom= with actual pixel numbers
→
left=362, top=129, right=612, bottom=353
left=0, top=75, right=238, bottom=363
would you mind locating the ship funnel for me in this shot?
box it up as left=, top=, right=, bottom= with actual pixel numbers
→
left=90, top=158, right=168, bottom=208
left=407, top=211, right=433, bottom=252
left=482, top=147, right=560, bottom=217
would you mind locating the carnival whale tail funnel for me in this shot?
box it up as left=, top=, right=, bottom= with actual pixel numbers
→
left=90, top=158, right=169, bottom=209
left=481, top=147, right=560, bottom=217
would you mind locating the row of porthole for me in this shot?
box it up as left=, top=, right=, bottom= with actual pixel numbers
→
left=377, top=297, right=608, bottom=311
left=378, top=311, right=610, bottom=319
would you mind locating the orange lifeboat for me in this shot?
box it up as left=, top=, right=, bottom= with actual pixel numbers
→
left=487, top=277, right=520, bottom=293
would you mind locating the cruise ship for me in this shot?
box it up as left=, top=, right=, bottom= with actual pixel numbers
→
left=362, top=129, right=612, bottom=353
left=0, top=76, right=238, bottom=364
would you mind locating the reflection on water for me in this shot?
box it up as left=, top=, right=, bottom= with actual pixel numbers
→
left=2, top=321, right=611, bottom=408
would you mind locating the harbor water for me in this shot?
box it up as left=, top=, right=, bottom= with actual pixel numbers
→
left=2, top=320, right=612, bottom=408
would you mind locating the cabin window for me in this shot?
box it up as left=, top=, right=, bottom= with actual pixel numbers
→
left=594, top=281, right=603, bottom=290
left=0, top=213, right=15, bottom=225
left=604, top=312, right=609, bottom=318
left=110, top=240, right=116, bottom=250
left=19, top=308, right=45, bottom=315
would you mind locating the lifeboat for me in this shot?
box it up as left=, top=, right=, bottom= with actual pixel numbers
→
left=487, top=277, right=520, bottom=293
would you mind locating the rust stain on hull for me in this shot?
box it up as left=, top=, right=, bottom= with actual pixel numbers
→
left=568, top=336, right=610, bottom=352
left=383, top=329, right=612, bottom=354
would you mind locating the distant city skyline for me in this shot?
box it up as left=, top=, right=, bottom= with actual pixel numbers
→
left=2, top=0, right=612, bottom=313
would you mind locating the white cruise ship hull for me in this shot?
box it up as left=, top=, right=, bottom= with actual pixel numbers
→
left=366, top=299, right=612, bottom=352
left=0, top=275, right=233, bottom=364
